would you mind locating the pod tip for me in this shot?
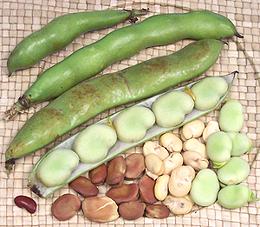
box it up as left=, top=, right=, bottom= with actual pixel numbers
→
left=5, top=159, right=15, bottom=175
left=30, top=185, right=43, bottom=198
left=235, top=32, right=244, bottom=38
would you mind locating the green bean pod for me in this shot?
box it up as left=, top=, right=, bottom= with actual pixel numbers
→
left=5, top=39, right=223, bottom=171
left=7, top=9, right=148, bottom=74
left=6, top=10, right=241, bottom=119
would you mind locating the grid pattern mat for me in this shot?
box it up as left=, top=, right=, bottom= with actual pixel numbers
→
left=1, top=0, right=260, bottom=226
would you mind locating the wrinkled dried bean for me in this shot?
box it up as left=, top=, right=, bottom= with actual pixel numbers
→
left=145, top=204, right=170, bottom=219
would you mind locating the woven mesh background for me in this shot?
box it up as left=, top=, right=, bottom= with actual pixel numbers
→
left=0, top=0, right=260, bottom=226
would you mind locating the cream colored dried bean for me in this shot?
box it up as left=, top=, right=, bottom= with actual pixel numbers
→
left=163, top=195, right=193, bottom=215
left=145, top=154, right=164, bottom=175
left=143, top=141, right=169, bottom=160
left=154, top=175, right=170, bottom=201
left=169, top=166, right=195, bottom=197
left=145, top=169, right=159, bottom=180
left=183, top=151, right=209, bottom=171
left=202, top=120, right=220, bottom=142
left=183, top=138, right=207, bottom=158
left=163, top=152, right=183, bottom=175
left=159, top=133, right=182, bottom=152
left=182, top=120, right=205, bottom=140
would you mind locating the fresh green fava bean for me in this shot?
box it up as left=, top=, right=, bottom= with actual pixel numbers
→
left=152, top=91, right=194, bottom=128
left=217, top=157, right=250, bottom=185
left=191, top=77, right=228, bottom=110
left=113, top=106, right=155, bottom=143
left=7, top=9, right=147, bottom=74
left=228, top=132, right=252, bottom=156
left=36, top=148, right=79, bottom=187
left=73, top=124, right=117, bottom=163
left=8, top=10, right=239, bottom=117
left=217, top=185, right=256, bottom=209
left=190, top=169, right=220, bottom=206
left=219, top=100, right=244, bottom=132
left=206, top=131, right=232, bottom=168
left=5, top=39, right=223, bottom=171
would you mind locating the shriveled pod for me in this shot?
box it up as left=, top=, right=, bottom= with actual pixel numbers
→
left=183, top=138, right=207, bottom=159
left=145, top=154, right=164, bottom=175
left=154, top=175, right=170, bottom=201
left=202, top=120, right=220, bottom=142
left=169, top=166, right=195, bottom=197
left=159, top=133, right=182, bottom=152
left=143, top=141, right=169, bottom=160
left=163, top=152, right=183, bottom=175
left=163, top=195, right=193, bottom=215
left=182, top=119, right=205, bottom=140
left=183, top=151, right=209, bottom=171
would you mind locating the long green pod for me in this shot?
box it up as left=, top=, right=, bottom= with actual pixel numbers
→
left=5, top=39, right=223, bottom=171
left=28, top=72, right=236, bottom=198
left=7, top=10, right=241, bottom=119
left=7, top=9, right=147, bottom=74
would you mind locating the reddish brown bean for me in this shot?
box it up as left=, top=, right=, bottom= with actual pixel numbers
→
left=145, top=204, right=170, bottom=219
left=69, top=176, right=98, bottom=197
left=51, top=194, right=81, bottom=221
left=89, top=164, right=107, bottom=185
left=139, top=175, right=157, bottom=204
left=106, top=183, right=139, bottom=204
left=119, top=201, right=146, bottom=220
left=14, top=195, right=37, bottom=214
left=125, top=153, right=145, bottom=179
left=106, top=156, right=126, bottom=185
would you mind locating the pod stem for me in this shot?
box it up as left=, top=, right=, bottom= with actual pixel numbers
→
left=4, top=102, right=26, bottom=120
left=125, top=8, right=149, bottom=23
left=235, top=32, right=244, bottom=38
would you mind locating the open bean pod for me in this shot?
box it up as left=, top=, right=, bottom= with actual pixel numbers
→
left=28, top=72, right=236, bottom=198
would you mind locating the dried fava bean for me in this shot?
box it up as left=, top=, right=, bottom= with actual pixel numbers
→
left=182, top=120, right=205, bottom=140
left=145, top=204, right=170, bottom=219
left=119, top=201, right=146, bottom=220
left=183, top=151, right=209, bottom=171
left=143, top=141, right=169, bottom=160
left=183, top=138, right=207, bottom=158
left=89, top=164, right=107, bottom=185
left=152, top=91, right=194, bottom=128
left=217, top=184, right=256, bottom=209
left=206, top=131, right=232, bottom=168
left=113, top=106, right=155, bottom=143
left=203, top=120, right=220, bottom=142
left=190, top=169, right=220, bottom=206
left=73, top=124, right=117, bottom=163
left=14, top=195, right=37, bottom=214
left=69, top=176, right=98, bottom=197
left=163, top=152, right=183, bottom=175
left=139, top=175, right=157, bottom=204
left=82, top=196, right=119, bottom=222
left=106, top=156, right=126, bottom=185
left=145, top=154, right=164, bottom=175
left=125, top=153, right=145, bottom=179
left=163, top=195, right=193, bottom=215
left=228, top=133, right=252, bottom=157
left=51, top=194, right=81, bottom=221
left=154, top=175, right=170, bottom=201
left=159, top=133, right=182, bottom=152
left=191, top=77, right=228, bottom=111
left=217, top=157, right=250, bottom=185
left=36, top=148, right=79, bottom=187
left=219, top=100, right=244, bottom=132
left=145, top=169, right=159, bottom=180
left=106, top=183, right=139, bottom=204
left=169, top=166, right=195, bottom=197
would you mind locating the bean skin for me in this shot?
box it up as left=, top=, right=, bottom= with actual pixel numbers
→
left=14, top=195, right=37, bottom=214
left=5, top=39, right=223, bottom=171
left=7, top=10, right=239, bottom=118
left=7, top=9, right=147, bottom=74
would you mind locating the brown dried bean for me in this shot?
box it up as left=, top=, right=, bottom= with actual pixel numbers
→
left=139, top=175, right=157, bottom=204
left=14, top=195, right=37, bottom=214
left=89, top=164, right=107, bottom=185
left=119, top=201, right=146, bottom=220
left=69, top=176, right=98, bottom=197
left=106, top=183, right=139, bottom=204
left=106, top=156, right=126, bottom=185
left=51, top=194, right=81, bottom=221
left=125, top=153, right=145, bottom=179
left=145, top=204, right=170, bottom=219
left=82, top=196, right=119, bottom=222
